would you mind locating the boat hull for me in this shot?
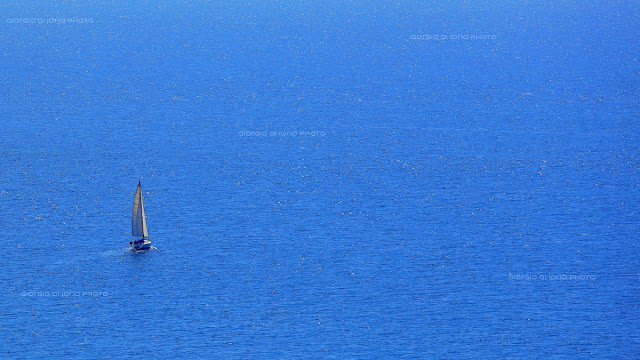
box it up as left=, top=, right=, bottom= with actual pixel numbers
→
left=131, top=239, right=152, bottom=250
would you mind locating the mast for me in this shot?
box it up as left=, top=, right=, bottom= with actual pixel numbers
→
left=140, top=183, right=148, bottom=238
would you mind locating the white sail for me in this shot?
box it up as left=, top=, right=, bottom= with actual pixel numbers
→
left=132, top=182, right=149, bottom=238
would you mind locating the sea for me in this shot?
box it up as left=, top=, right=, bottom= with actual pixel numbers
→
left=1, top=1, right=639, bottom=358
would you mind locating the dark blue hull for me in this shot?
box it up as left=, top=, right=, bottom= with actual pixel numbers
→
left=131, top=239, right=152, bottom=250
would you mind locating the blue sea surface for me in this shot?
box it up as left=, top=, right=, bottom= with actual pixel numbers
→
left=1, top=1, right=639, bottom=358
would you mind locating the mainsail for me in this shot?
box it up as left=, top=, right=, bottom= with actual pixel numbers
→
left=132, top=182, right=149, bottom=238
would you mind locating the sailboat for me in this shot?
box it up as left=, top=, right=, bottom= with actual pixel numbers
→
left=131, top=181, right=152, bottom=250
